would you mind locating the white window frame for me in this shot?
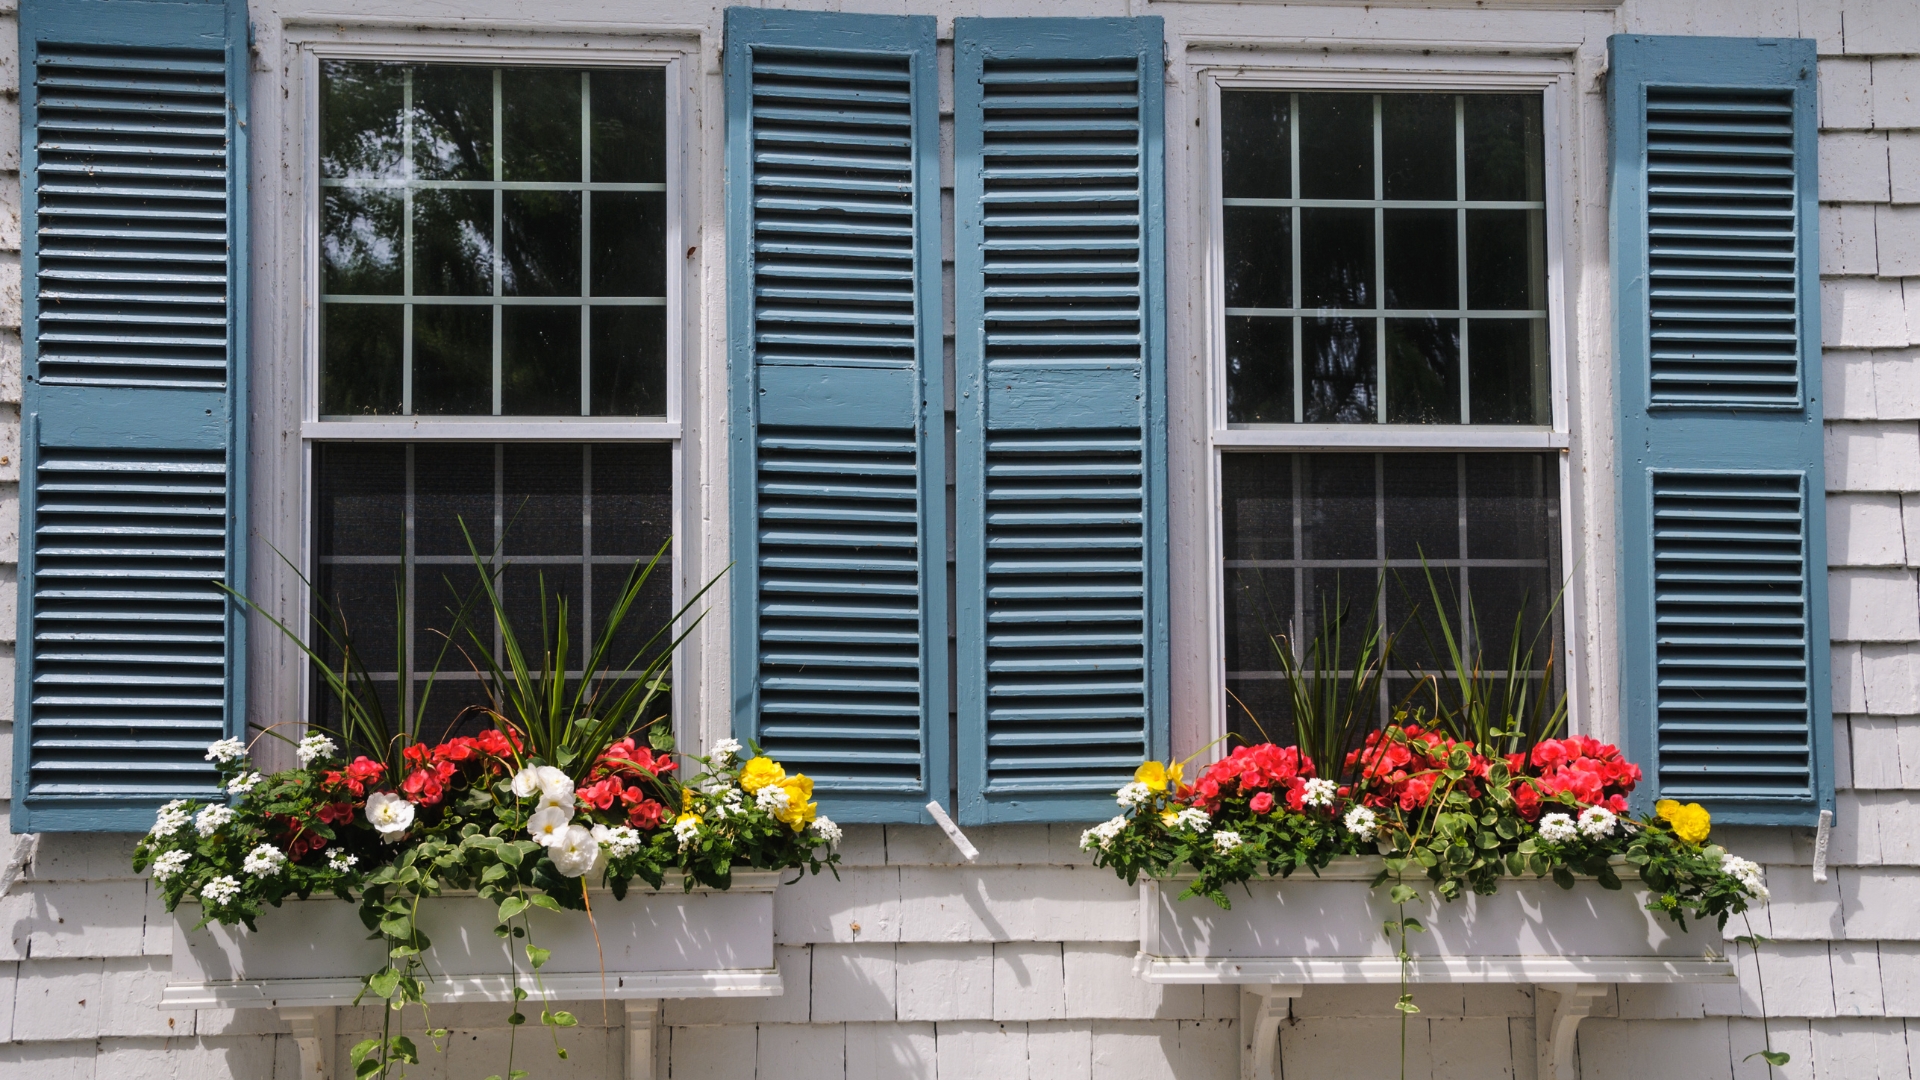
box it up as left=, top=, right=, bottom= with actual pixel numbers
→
left=1190, top=51, right=1584, bottom=754
left=253, top=25, right=702, bottom=768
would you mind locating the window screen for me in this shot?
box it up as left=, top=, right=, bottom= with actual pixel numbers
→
left=1221, top=452, right=1562, bottom=748
left=311, top=443, right=674, bottom=741
left=319, top=62, right=668, bottom=417
left=1220, top=91, right=1549, bottom=425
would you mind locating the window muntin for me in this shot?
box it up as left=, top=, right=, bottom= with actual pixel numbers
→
left=318, top=62, right=668, bottom=418
left=312, top=443, right=675, bottom=740
left=1220, top=451, right=1563, bottom=749
left=1221, top=91, right=1549, bottom=426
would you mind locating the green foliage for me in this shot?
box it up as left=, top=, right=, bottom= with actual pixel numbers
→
left=1268, top=575, right=1400, bottom=783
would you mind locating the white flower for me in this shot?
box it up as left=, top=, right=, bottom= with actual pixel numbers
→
left=673, top=814, right=702, bottom=850
left=150, top=800, right=190, bottom=839
left=1577, top=805, right=1618, bottom=840
left=711, top=738, right=743, bottom=766
left=200, top=875, right=241, bottom=905
left=1213, top=830, right=1243, bottom=853
left=364, top=791, right=415, bottom=840
left=1080, top=815, right=1129, bottom=851
left=327, top=850, right=359, bottom=872
left=1174, top=807, right=1211, bottom=833
left=755, top=784, right=791, bottom=813
left=511, top=765, right=575, bottom=812
left=1302, top=778, right=1338, bottom=808
left=242, top=844, right=286, bottom=878
left=296, top=732, right=338, bottom=766
left=194, top=804, right=234, bottom=837
left=1720, top=853, right=1770, bottom=903
left=151, top=849, right=191, bottom=882
left=1538, top=813, right=1578, bottom=844
left=205, top=738, right=247, bottom=764
left=1344, top=805, right=1378, bottom=842
left=527, top=805, right=574, bottom=847
left=1115, top=782, right=1153, bottom=809
left=227, top=771, right=263, bottom=796
left=547, top=825, right=605, bottom=879
left=810, top=816, right=843, bottom=846
left=593, top=824, right=643, bottom=859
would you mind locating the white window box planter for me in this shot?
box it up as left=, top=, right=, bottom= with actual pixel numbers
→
left=1135, top=858, right=1736, bottom=1080
left=162, top=870, right=783, bottom=1080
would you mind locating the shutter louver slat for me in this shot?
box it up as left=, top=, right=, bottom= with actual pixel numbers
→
left=727, top=10, right=947, bottom=821
left=1645, top=88, right=1801, bottom=408
left=1610, top=34, right=1829, bottom=827
left=955, top=18, right=1168, bottom=823
left=17, top=0, right=248, bottom=832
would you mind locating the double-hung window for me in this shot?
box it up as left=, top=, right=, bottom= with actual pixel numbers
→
left=1208, top=78, right=1571, bottom=751
left=307, top=58, right=680, bottom=743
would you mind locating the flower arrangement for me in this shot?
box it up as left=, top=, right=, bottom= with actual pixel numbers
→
left=1085, top=723, right=1766, bottom=929
left=138, top=731, right=835, bottom=1078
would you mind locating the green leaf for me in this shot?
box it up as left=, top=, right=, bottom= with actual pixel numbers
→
left=355, top=1060, right=384, bottom=1079
left=508, top=1012, right=527, bottom=1026
left=367, top=969, right=403, bottom=1000
left=498, top=896, right=529, bottom=923
left=349, top=1038, right=380, bottom=1068
left=530, top=893, right=564, bottom=912
left=1388, top=884, right=1418, bottom=905
left=526, top=944, right=552, bottom=970
left=1395, top=995, right=1421, bottom=1014
left=391, top=1036, right=420, bottom=1064
left=1745, top=1050, right=1791, bottom=1067
left=389, top=945, right=421, bottom=959
left=514, top=987, right=530, bottom=1001
left=550, top=1009, right=578, bottom=1027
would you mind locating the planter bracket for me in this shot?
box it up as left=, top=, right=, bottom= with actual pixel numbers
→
left=1535, top=982, right=1607, bottom=1080
left=1239, top=983, right=1301, bottom=1080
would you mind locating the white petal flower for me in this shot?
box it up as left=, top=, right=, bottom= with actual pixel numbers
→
left=527, top=805, right=574, bottom=847
left=711, top=738, right=743, bottom=766
left=1174, top=807, right=1211, bottom=833
left=673, top=814, right=702, bottom=850
left=151, top=849, right=191, bottom=882
left=1720, top=852, right=1770, bottom=903
left=755, top=784, right=791, bottom=813
left=150, top=801, right=190, bottom=839
left=1079, top=815, right=1129, bottom=852
left=200, top=875, right=242, bottom=905
left=327, top=850, right=359, bottom=872
left=510, top=766, right=544, bottom=798
left=593, top=824, right=643, bottom=859
left=227, top=771, right=263, bottom=795
left=1343, top=805, right=1378, bottom=842
left=242, top=844, right=287, bottom=878
left=1213, top=830, right=1243, bottom=853
left=1115, top=782, right=1153, bottom=809
left=296, top=732, right=338, bottom=766
left=548, top=825, right=605, bottom=879
left=205, top=738, right=248, bottom=764
left=1576, top=805, right=1618, bottom=840
left=194, top=804, right=234, bottom=838
left=1302, top=778, right=1338, bottom=808
left=1538, top=813, right=1578, bottom=844
left=364, top=791, right=415, bottom=840
left=810, top=816, right=843, bottom=846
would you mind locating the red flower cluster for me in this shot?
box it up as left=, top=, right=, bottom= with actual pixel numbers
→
left=1187, top=743, right=1314, bottom=814
left=1344, top=726, right=1492, bottom=811
left=323, top=756, right=387, bottom=800
left=1507, top=736, right=1640, bottom=819
left=580, top=737, right=676, bottom=829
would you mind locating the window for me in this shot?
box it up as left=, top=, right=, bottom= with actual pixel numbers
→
left=1212, top=84, right=1566, bottom=749
left=1220, top=92, right=1548, bottom=426
left=309, top=59, right=677, bottom=742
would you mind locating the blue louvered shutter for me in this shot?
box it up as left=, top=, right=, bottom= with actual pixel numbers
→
left=951, top=17, right=1168, bottom=824
left=1610, top=35, right=1830, bottom=826
left=12, top=0, right=249, bottom=832
left=724, top=9, right=948, bottom=823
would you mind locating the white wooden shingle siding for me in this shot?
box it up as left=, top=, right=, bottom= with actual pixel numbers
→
left=5, top=0, right=1920, bottom=1075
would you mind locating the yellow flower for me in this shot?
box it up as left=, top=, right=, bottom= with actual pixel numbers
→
left=1654, top=799, right=1681, bottom=822
left=740, top=756, right=786, bottom=794
left=1670, top=802, right=1712, bottom=844
left=1135, top=760, right=1183, bottom=793
left=1160, top=809, right=1180, bottom=829
left=775, top=774, right=817, bottom=832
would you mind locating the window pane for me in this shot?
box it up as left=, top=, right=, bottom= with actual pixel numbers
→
left=321, top=304, right=403, bottom=415
left=1221, top=452, right=1561, bottom=750
left=1220, top=91, right=1290, bottom=200
left=591, top=307, right=668, bottom=416
left=1297, top=93, right=1372, bottom=200
left=1465, top=94, right=1544, bottom=202
left=313, top=444, right=675, bottom=743
left=318, top=63, right=669, bottom=418
left=1302, top=317, right=1375, bottom=423
left=502, top=68, right=582, bottom=183
left=591, top=69, right=668, bottom=184
left=1381, top=94, right=1455, bottom=201
left=1466, top=209, right=1544, bottom=310
left=321, top=61, right=405, bottom=179
left=1226, top=316, right=1292, bottom=424
left=1222, top=205, right=1291, bottom=309
left=1467, top=318, right=1549, bottom=424
left=1382, top=209, right=1456, bottom=310
left=1385, top=317, right=1459, bottom=424
left=1299, top=208, right=1372, bottom=309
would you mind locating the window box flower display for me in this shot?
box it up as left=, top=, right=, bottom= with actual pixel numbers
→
left=1089, top=729, right=1766, bottom=1080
